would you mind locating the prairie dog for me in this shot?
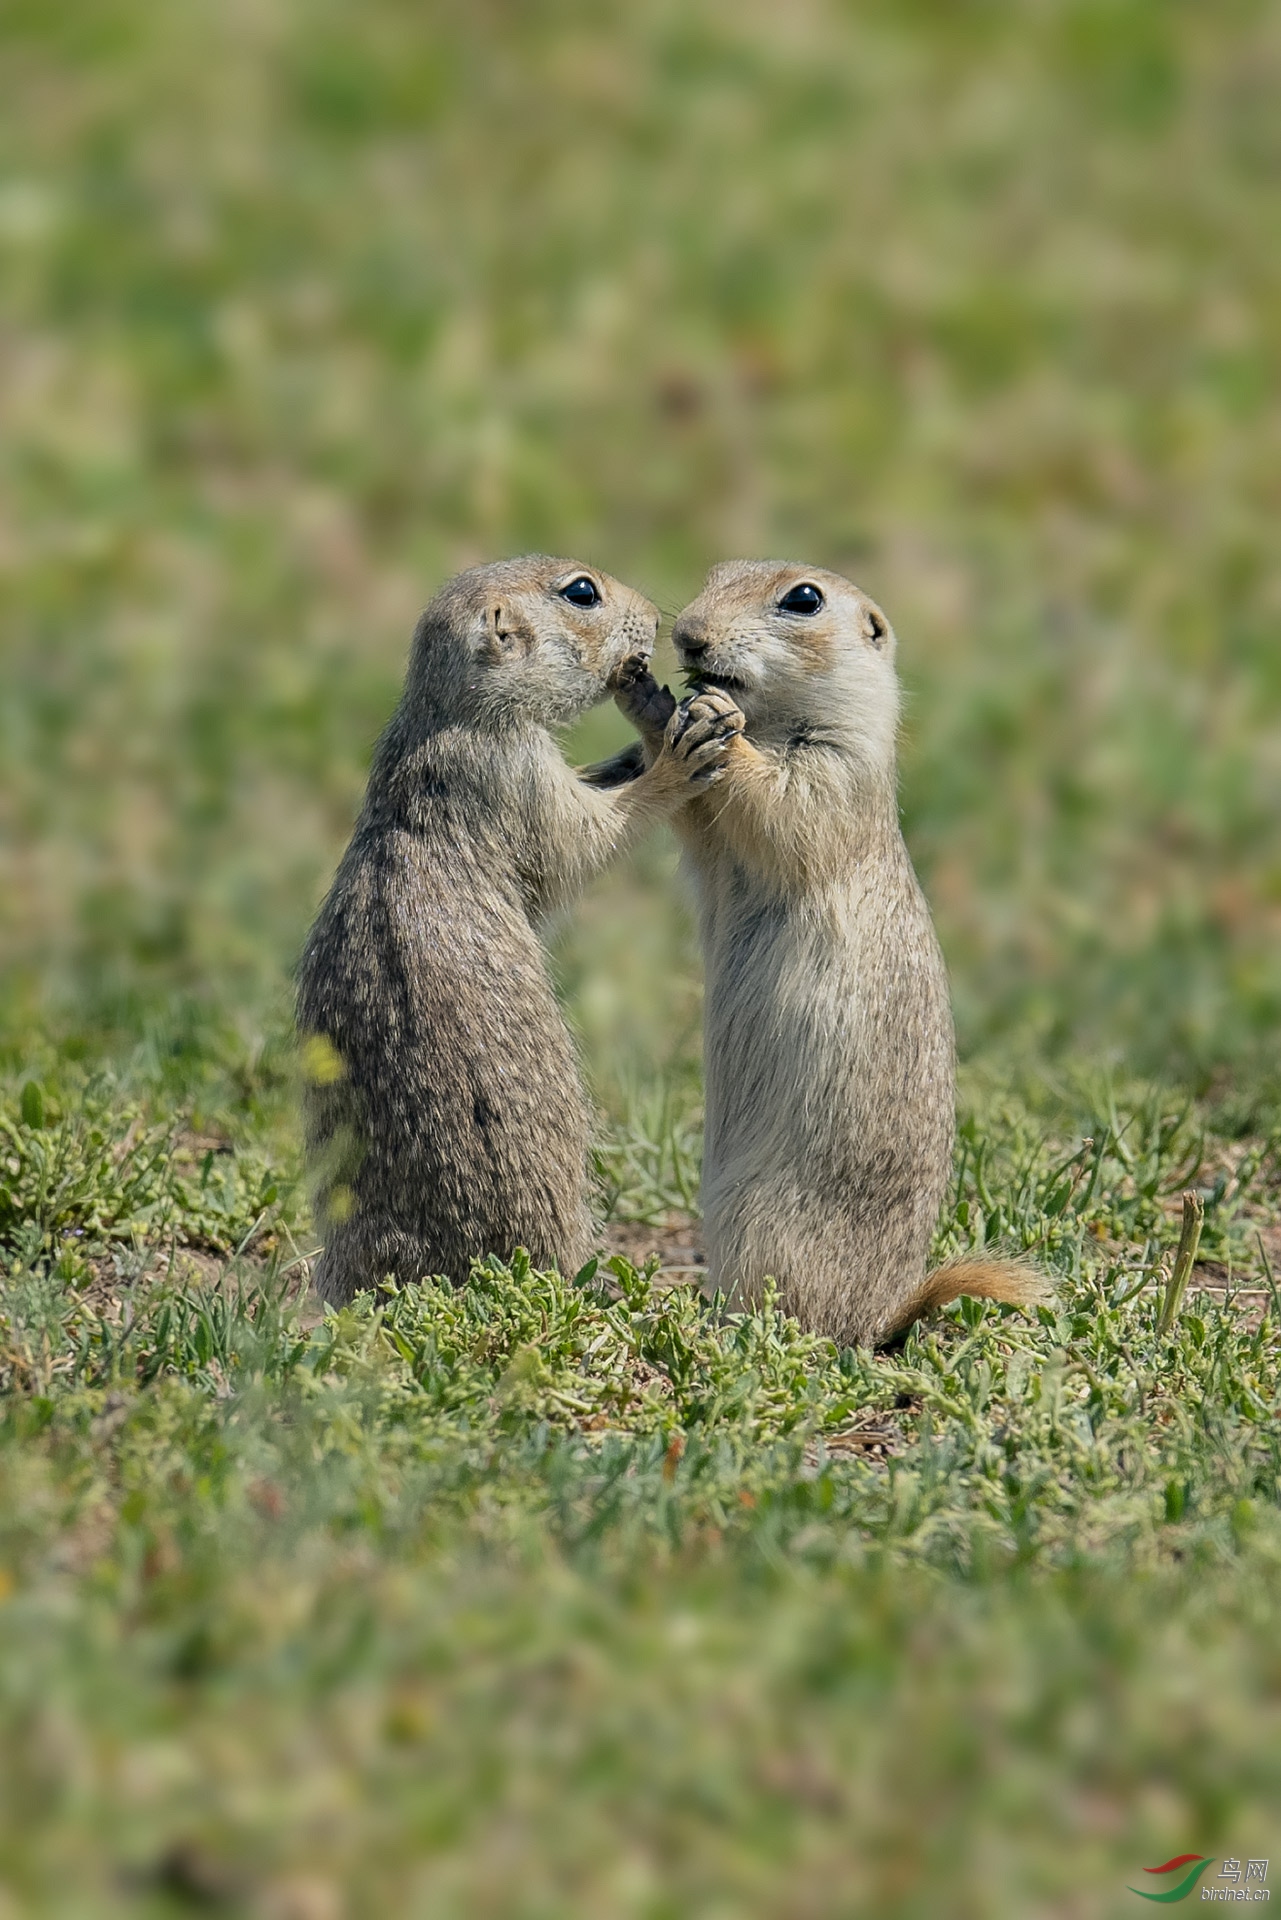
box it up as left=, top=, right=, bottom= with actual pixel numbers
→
left=669, top=561, right=1047, bottom=1348
left=297, top=556, right=736, bottom=1307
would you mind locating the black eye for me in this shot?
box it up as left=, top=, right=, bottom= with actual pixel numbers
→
left=560, top=576, right=600, bottom=608
left=777, top=582, right=823, bottom=616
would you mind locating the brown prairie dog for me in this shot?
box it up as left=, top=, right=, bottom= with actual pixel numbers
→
left=668, top=561, right=1047, bottom=1348
left=296, top=556, right=738, bottom=1308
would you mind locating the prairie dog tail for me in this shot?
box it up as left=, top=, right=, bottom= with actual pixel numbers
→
left=878, top=1257, right=1053, bottom=1348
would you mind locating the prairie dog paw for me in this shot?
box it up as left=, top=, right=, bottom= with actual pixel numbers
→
left=613, top=664, right=678, bottom=738
left=666, top=691, right=746, bottom=783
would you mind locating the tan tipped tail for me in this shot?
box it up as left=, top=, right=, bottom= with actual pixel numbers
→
left=878, top=1257, right=1053, bottom=1348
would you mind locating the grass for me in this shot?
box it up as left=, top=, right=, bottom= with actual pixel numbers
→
left=2, top=1068, right=1279, bottom=1912
left=2, top=0, right=1281, bottom=1912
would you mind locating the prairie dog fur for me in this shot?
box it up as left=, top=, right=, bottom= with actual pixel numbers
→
left=297, top=556, right=737, bottom=1308
left=669, top=561, right=1047, bottom=1348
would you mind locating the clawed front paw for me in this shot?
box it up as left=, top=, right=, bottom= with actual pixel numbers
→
left=665, top=690, right=746, bottom=785
left=613, top=663, right=679, bottom=742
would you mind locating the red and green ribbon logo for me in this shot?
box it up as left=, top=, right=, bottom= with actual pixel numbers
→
left=1129, top=1856, right=1216, bottom=1902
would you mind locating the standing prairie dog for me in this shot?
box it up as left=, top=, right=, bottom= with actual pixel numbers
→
left=297, top=556, right=737, bottom=1307
left=664, top=561, right=1047, bottom=1348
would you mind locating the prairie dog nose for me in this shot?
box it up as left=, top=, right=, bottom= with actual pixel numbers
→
left=673, top=615, right=709, bottom=661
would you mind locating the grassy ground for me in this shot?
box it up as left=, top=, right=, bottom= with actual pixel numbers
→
left=2, top=0, right=1281, bottom=1913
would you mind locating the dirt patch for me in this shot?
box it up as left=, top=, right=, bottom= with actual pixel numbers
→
left=606, top=1212, right=705, bottom=1283
left=76, top=1244, right=278, bottom=1319
left=171, top=1128, right=236, bottom=1166
left=804, top=1412, right=908, bottom=1467
left=1186, top=1258, right=1278, bottom=1332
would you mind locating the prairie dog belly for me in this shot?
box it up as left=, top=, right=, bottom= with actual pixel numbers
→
left=701, top=886, right=861, bottom=1172
left=699, top=858, right=945, bottom=1158
left=695, top=852, right=954, bottom=1323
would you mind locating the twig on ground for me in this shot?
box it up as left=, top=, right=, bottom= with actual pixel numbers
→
left=1157, top=1191, right=1205, bottom=1337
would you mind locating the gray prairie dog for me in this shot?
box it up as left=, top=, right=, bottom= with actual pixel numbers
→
left=296, top=556, right=736, bottom=1308
left=667, top=560, right=1048, bottom=1348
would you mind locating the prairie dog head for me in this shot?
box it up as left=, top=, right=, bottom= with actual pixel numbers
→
left=672, top=561, right=899, bottom=773
left=408, top=556, right=659, bottom=730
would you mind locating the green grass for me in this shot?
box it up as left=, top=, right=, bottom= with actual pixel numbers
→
left=3, top=1067, right=1279, bottom=1912
left=3, top=0, right=1281, bottom=1912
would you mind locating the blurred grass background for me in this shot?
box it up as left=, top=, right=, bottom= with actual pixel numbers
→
left=3, top=0, right=1280, bottom=1127
left=3, top=2, right=1281, bottom=1913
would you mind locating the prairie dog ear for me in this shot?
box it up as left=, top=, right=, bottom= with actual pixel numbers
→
left=478, top=598, right=536, bottom=665
left=861, top=602, right=891, bottom=650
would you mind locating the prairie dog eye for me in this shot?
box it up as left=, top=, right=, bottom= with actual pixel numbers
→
left=560, top=576, right=601, bottom=608
left=777, top=582, right=823, bottom=616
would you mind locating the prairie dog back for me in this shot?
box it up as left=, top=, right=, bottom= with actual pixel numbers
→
left=670, top=561, right=1044, bottom=1346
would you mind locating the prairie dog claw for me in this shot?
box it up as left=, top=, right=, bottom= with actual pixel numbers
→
left=665, top=690, right=746, bottom=787
left=614, top=663, right=678, bottom=739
